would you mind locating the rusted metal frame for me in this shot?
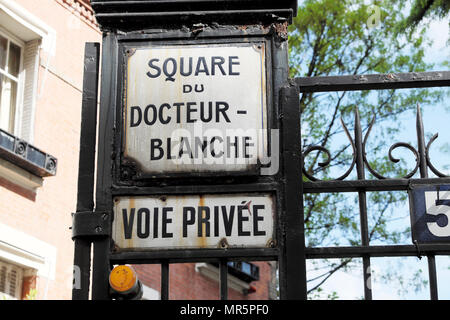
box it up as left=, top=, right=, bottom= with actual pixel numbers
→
left=114, top=35, right=274, bottom=182
left=305, top=244, right=450, bottom=258
left=107, top=28, right=286, bottom=300
left=91, top=33, right=118, bottom=300
left=111, top=183, right=279, bottom=197
left=93, top=10, right=294, bottom=29
left=111, top=34, right=278, bottom=202
left=295, top=71, right=450, bottom=92
left=72, top=42, right=100, bottom=300
left=115, top=26, right=279, bottom=42
left=116, top=39, right=271, bottom=180
left=90, top=0, right=298, bottom=14
left=110, top=248, right=278, bottom=265
left=110, top=187, right=280, bottom=258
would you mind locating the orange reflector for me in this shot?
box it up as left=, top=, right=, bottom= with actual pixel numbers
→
left=109, top=265, right=137, bottom=293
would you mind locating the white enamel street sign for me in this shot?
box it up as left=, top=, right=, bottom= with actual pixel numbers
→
left=112, top=194, right=275, bottom=250
left=124, top=43, right=268, bottom=174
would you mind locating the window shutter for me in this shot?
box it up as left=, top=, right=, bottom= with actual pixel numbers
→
left=19, top=39, right=40, bottom=142
left=0, top=260, right=23, bottom=300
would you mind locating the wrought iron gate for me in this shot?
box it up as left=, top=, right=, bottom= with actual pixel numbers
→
left=297, top=71, right=450, bottom=300
left=73, top=40, right=450, bottom=300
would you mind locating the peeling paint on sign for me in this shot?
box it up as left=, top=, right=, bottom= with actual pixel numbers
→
left=112, top=193, right=275, bottom=250
left=123, top=42, right=268, bottom=174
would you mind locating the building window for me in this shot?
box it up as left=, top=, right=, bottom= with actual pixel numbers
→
left=0, top=1, right=57, bottom=187
left=195, top=262, right=260, bottom=295
left=0, top=30, right=22, bottom=135
left=0, top=0, right=57, bottom=143
left=0, top=223, right=57, bottom=300
left=0, top=260, right=23, bottom=300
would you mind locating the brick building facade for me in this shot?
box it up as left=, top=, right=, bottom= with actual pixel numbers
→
left=0, top=0, right=275, bottom=300
left=0, top=0, right=100, bottom=300
left=134, top=262, right=277, bottom=300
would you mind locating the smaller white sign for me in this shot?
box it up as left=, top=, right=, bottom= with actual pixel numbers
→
left=409, top=185, right=450, bottom=243
left=112, top=194, right=275, bottom=250
left=425, top=190, right=450, bottom=237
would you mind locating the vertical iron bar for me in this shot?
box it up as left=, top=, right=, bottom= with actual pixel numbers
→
left=72, top=42, right=100, bottom=300
left=416, top=104, right=428, bottom=179
left=161, top=262, right=169, bottom=300
left=416, top=105, right=439, bottom=300
left=92, top=33, right=117, bottom=300
left=278, top=85, right=307, bottom=300
left=76, top=42, right=100, bottom=216
left=354, top=109, right=372, bottom=300
left=92, top=240, right=110, bottom=300
left=427, top=255, right=438, bottom=300
left=219, top=259, right=228, bottom=300
left=72, top=240, right=91, bottom=300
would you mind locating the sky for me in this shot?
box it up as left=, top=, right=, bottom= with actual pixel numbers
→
left=423, top=14, right=449, bottom=67
left=304, top=14, right=450, bottom=300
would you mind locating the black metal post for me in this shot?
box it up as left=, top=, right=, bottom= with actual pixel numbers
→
left=219, top=259, right=228, bottom=300
left=354, top=109, right=373, bottom=300
left=427, top=255, right=438, bottom=300
left=416, top=105, right=439, bottom=300
left=416, top=105, right=428, bottom=180
left=92, top=33, right=117, bottom=300
left=161, top=262, right=169, bottom=300
left=72, top=42, right=100, bottom=300
left=278, top=84, right=307, bottom=300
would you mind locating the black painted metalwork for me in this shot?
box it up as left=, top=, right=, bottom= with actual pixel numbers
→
left=91, top=32, right=117, bottom=300
left=299, top=71, right=449, bottom=300
left=77, top=1, right=450, bottom=301
left=72, top=42, right=100, bottom=300
left=72, top=211, right=110, bottom=239
left=91, top=0, right=298, bottom=29
left=82, top=2, right=297, bottom=300
left=80, top=22, right=297, bottom=301
left=302, top=105, right=448, bottom=183
left=161, top=261, right=169, bottom=300
left=296, top=71, right=450, bottom=92
left=279, top=84, right=307, bottom=300
left=219, top=259, right=228, bottom=300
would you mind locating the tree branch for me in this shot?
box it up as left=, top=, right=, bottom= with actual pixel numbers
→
left=307, top=258, right=353, bottom=293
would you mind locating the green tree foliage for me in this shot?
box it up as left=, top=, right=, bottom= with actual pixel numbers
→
left=288, top=0, right=445, bottom=298
left=401, top=0, right=450, bottom=31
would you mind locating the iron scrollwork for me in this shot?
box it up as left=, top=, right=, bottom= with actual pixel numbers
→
left=302, top=105, right=448, bottom=181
